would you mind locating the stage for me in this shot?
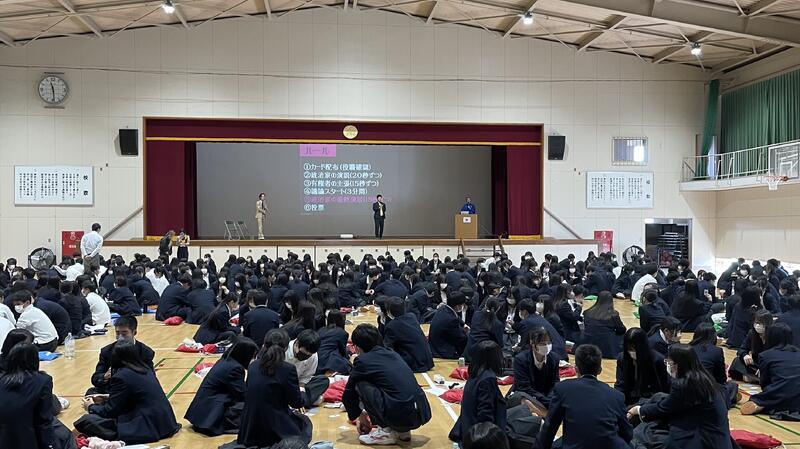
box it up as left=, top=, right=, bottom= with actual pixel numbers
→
left=103, top=237, right=601, bottom=265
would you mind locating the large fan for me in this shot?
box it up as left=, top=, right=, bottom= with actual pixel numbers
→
left=622, top=245, right=645, bottom=265
left=28, top=247, right=56, bottom=270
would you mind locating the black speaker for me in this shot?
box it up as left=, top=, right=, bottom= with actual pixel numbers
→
left=119, top=129, right=138, bottom=156
left=548, top=135, right=566, bottom=160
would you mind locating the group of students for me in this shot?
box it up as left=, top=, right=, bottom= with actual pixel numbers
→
left=3, top=248, right=800, bottom=449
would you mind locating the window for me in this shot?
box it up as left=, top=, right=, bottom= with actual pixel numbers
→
left=613, top=137, right=648, bottom=166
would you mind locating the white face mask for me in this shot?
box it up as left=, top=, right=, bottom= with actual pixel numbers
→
left=219, top=277, right=226, bottom=283
left=15, top=305, right=25, bottom=313
left=628, top=350, right=637, bottom=361
left=8, top=265, right=15, bottom=271
left=478, top=281, right=485, bottom=287
left=666, top=363, right=677, bottom=378
left=201, top=268, right=208, bottom=275
left=569, top=268, right=576, bottom=273
left=507, top=298, right=516, bottom=306
left=535, top=344, right=552, bottom=356
left=754, top=323, right=766, bottom=334
left=535, top=303, right=544, bottom=314
left=740, top=270, right=748, bottom=276
left=440, top=283, right=447, bottom=289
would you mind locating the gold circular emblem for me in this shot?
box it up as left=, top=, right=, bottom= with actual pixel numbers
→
left=343, top=125, right=358, bottom=139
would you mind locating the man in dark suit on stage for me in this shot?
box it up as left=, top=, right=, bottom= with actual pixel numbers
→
left=372, top=194, right=386, bottom=238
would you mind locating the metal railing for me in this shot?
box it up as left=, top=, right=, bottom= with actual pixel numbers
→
left=681, top=139, right=800, bottom=182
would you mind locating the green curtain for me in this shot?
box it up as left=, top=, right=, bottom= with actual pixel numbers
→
left=768, top=69, right=800, bottom=145
left=701, top=79, right=720, bottom=156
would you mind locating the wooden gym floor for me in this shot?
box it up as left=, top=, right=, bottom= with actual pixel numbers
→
left=44, top=300, right=800, bottom=448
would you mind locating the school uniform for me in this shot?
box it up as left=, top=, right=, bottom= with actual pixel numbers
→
left=671, top=294, right=711, bottom=332
left=557, top=300, right=582, bottom=343
left=725, top=304, right=756, bottom=348
left=536, top=375, right=632, bottom=449
left=374, top=278, right=409, bottom=299
left=193, top=307, right=239, bottom=344
left=639, top=302, right=667, bottom=333
left=428, top=305, right=468, bottom=359
left=692, top=343, right=739, bottom=408
left=85, top=292, right=111, bottom=327
left=36, top=287, right=61, bottom=303
left=16, top=305, right=59, bottom=351
left=407, top=289, right=432, bottom=323
left=612, top=275, right=634, bottom=298
left=449, top=369, right=506, bottom=443
left=315, top=326, right=352, bottom=375
left=267, top=285, right=288, bottom=312
left=241, top=305, right=280, bottom=346
left=511, top=350, right=560, bottom=407
left=776, top=309, right=800, bottom=347
left=750, top=347, right=800, bottom=414
left=58, top=294, right=92, bottom=336
left=648, top=331, right=670, bottom=358
left=613, top=351, right=668, bottom=406
left=639, top=382, right=733, bottom=449
left=342, top=346, right=432, bottom=432
left=545, top=313, right=566, bottom=340
left=464, top=309, right=504, bottom=361
left=287, top=279, right=309, bottom=300
left=514, top=315, right=567, bottom=361
left=237, top=360, right=311, bottom=447
left=32, top=299, right=70, bottom=344
left=186, top=288, right=216, bottom=324
left=581, top=315, right=626, bottom=359
left=89, top=340, right=155, bottom=395
left=129, top=277, right=160, bottom=308
left=336, top=282, right=363, bottom=308
left=185, top=358, right=247, bottom=436
left=155, top=283, right=189, bottom=321
left=383, top=312, right=434, bottom=372
left=108, top=287, right=141, bottom=316
left=77, top=367, right=180, bottom=444
left=0, top=371, right=56, bottom=449
left=584, top=272, right=613, bottom=296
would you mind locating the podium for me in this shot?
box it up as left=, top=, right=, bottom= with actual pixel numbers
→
left=455, top=214, right=478, bottom=239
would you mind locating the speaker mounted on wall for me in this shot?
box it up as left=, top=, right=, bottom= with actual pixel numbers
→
left=119, top=129, right=138, bottom=156
left=547, top=135, right=566, bottom=160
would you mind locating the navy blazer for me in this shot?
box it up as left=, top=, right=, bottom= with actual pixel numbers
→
left=108, top=287, right=141, bottom=316
left=34, top=299, right=70, bottom=342
left=91, top=340, right=155, bottom=392
left=268, top=285, right=288, bottom=312
left=242, top=305, right=281, bottom=346
left=428, top=306, right=468, bottom=359
left=536, top=375, right=632, bottom=449
left=692, top=344, right=727, bottom=384
left=193, top=307, right=239, bottom=344
left=613, top=350, right=668, bottom=405
left=59, top=295, right=92, bottom=336
left=581, top=315, right=626, bottom=359
left=776, top=310, right=800, bottom=347
left=88, top=367, right=180, bottom=444
left=514, top=315, right=567, bottom=361
left=670, top=294, right=711, bottom=331
left=584, top=273, right=613, bottom=296
left=648, top=331, right=670, bottom=358
left=374, top=279, right=409, bottom=299
left=287, top=280, right=309, bottom=300
left=464, top=309, right=504, bottom=361
left=185, top=358, right=246, bottom=436
left=237, top=361, right=306, bottom=448
left=751, top=347, right=800, bottom=413
left=639, top=302, right=667, bottom=333
left=129, top=277, right=159, bottom=307
left=449, top=369, right=506, bottom=443
left=726, top=304, right=757, bottom=349
left=0, top=371, right=56, bottom=449
left=511, top=350, right=560, bottom=406
left=342, top=346, right=431, bottom=432
left=156, top=283, right=189, bottom=321
left=407, top=289, right=432, bottom=322
left=186, top=288, right=216, bottom=324
left=640, top=382, right=733, bottom=449
left=556, top=300, right=582, bottom=343
left=316, top=325, right=352, bottom=375
left=384, top=313, right=434, bottom=372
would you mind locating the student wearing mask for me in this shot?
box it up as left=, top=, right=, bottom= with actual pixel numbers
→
left=741, top=323, right=800, bottom=417
left=383, top=297, right=434, bottom=372
left=729, top=310, right=773, bottom=384
left=464, top=297, right=504, bottom=362
left=81, top=281, right=111, bottom=328
left=107, top=276, right=140, bottom=316
left=554, top=284, right=582, bottom=343
left=75, top=340, right=180, bottom=444
left=149, top=266, right=169, bottom=296
left=514, top=298, right=567, bottom=361
left=87, top=316, right=154, bottom=395
left=614, top=327, right=668, bottom=406
left=428, top=291, right=469, bottom=359
left=649, top=316, right=681, bottom=358
left=185, top=336, right=259, bottom=436
left=343, top=324, right=432, bottom=445
left=509, top=326, right=559, bottom=407
left=690, top=323, right=739, bottom=408
left=581, top=291, right=626, bottom=359
left=315, top=310, right=352, bottom=375
left=193, top=292, right=240, bottom=344
left=10, top=291, right=58, bottom=352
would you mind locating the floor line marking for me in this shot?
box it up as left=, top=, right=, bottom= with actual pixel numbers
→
left=421, top=372, right=459, bottom=423
left=166, top=357, right=203, bottom=399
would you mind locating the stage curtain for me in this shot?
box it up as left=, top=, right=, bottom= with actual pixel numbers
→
left=505, top=146, right=542, bottom=236
left=145, top=141, right=197, bottom=237
left=492, top=146, right=508, bottom=236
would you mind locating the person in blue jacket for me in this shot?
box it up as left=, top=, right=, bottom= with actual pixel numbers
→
left=343, top=324, right=432, bottom=446
left=428, top=291, right=469, bottom=359
left=75, top=340, right=180, bottom=444
left=383, top=297, right=434, bottom=372
left=509, top=326, right=560, bottom=407
left=628, top=344, right=735, bottom=449
left=315, top=310, right=352, bottom=375
left=185, top=336, right=258, bottom=436
left=535, top=344, right=632, bottom=449
left=741, top=323, right=800, bottom=417
left=241, top=289, right=280, bottom=346
left=193, top=292, right=240, bottom=344
left=107, top=276, right=141, bottom=316
left=514, top=298, right=567, bottom=361
left=460, top=196, right=476, bottom=214
left=449, top=340, right=506, bottom=444
left=464, top=297, right=504, bottom=362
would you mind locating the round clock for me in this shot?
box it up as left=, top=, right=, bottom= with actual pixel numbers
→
left=37, top=75, right=69, bottom=105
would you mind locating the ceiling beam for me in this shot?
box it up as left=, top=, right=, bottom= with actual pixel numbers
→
left=56, top=0, right=104, bottom=37
left=746, top=0, right=781, bottom=16
left=651, top=30, right=712, bottom=63
left=501, top=0, right=539, bottom=38
left=425, top=0, right=438, bottom=24
left=0, top=28, right=14, bottom=45
left=711, top=43, right=784, bottom=74
left=554, top=0, right=800, bottom=47
left=575, top=14, right=625, bottom=51
left=173, top=4, right=189, bottom=26
left=252, top=0, right=271, bottom=17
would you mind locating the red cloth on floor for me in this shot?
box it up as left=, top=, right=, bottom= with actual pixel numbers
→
left=176, top=343, right=202, bottom=353
left=202, top=343, right=219, bottom=354
left=163, top=316, right=183, bottom=325
left=194, top=362, right=215, bottom=373
left=449, top=367, right=469, bottom=380
left=496, top=376, right=514, bottom=385
left=439, top=388, right=464, bottom=404
left=559, top=366, right=577, bottom=378
left=731, top=430, right=782, bottom=449
left=323, top=380, right=347, bottom=403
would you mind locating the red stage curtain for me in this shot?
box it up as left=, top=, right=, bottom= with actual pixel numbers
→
left=491, top=146, right=508, bottom=236
left=145, top=141, right=197, bottom=237
left=505, top=146, right=542, bottom=236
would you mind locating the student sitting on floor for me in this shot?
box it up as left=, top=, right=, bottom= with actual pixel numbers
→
left=638, top=288, right=668, bottom=333
left=285, top=329, right=328, bottom=408
left=614, top=327, right=669, bottom=406
left=107, top=276, right=141, bottom=316
left=726, top=284, right=762, bottom=349
left=463, top=422, right=510, bottom=449
left=75, top=340, right=181, bottom=444
left=428, top=291, right=469, bottom=359
left=87, top=315, right=155, bottom=396
left=155, top=274, right=191, bottom=321
left=689, top=323, right=740, bottom=408
left=382, top=296, right=434, bottom=373
left=508, top=326, right=559, bottom=408
left=648, top=316, right=681, bottom=358
left=80, top=281, right=111, bottom=328
left=236, top=329, right=312, bottom=448
left=535, top=344, right=632, bottom=449
left=450, top=340, right=508, bottom=445
left=10, top=291, right=59, bottom=352
left=464, top=297, right=504, bottom=362
left=315, top=310, right=352, bottom=375
left=407, top=282, right=436, bottom=323
left=776, top=294, right=800, bottom=347
left=343, top=324, right=432, bottom=446
left=58, top=281, right=91, bottom=338
left=514, top=298, right=567, bottom=361
left=581, top=291, right=626, bottom=359
left=193, top=292, right=240, bottom=345
left=728, top=309, right=772, bottom=384
left=241, top=289, right=281, bottom=346
left=670, top=279, right=712, bottom=332
left=185, top=336, right=259, bottom=436
left=186, top=278, right=216, bottom=324
left=741, top=323, right=800, bottom=418
left=628, top=344, right=735, bottom=449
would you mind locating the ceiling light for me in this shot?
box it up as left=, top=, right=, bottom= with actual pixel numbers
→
left=162, top=0, right=175, bottom=14
left=522, top=12, right=533, bottom=25
left=690, top=42, right=702, bottom=56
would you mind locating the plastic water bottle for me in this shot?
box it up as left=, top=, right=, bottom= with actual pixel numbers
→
left=64, top=333, right=75, bottom=359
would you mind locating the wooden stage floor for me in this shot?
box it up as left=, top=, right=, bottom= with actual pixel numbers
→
left=44, top=300, right=800, bottom=448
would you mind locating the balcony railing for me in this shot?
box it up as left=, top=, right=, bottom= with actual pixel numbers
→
left=682, top=140, right=800, bottom=182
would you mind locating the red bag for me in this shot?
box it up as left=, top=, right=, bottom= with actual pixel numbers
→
left=176, top=343, right=202, bottom=353
left=450, top=366, right=469, bottom=380
left=202, top=343, right=219, bottom=354
left=439, top=388, right=464, bottom=404
left=323, top=380, right=347, bottom=403
left=496, top=376, right=514, bottom=385
left=194, top=362, right=215, bottom=373
left=559, top=366, right=577, bottom=378
left=163, top=316, right=183, bottom=325
left=230, top=316, right=240, bottom=326
left=340, top=307, right=353, bottom=314
left=731, top=430, right=782, bottom=449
